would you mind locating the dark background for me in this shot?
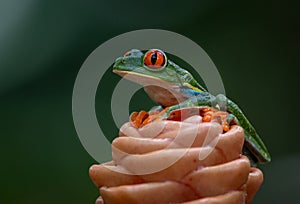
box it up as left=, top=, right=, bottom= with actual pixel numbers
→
left=1, top=0, right=299, bottom=203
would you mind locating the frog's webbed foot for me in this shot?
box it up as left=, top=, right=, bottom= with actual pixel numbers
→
left=130, top=111, right=149, bottom=128
left=130, top=108, right=168, bottom=128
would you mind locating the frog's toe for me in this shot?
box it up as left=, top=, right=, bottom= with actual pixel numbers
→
left=130, top=111, right=149, bottom=128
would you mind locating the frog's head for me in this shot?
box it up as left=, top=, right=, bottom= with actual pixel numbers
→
left=113, top=49, right=206, bottom=89
left=113, top=49, right=206, bottom=106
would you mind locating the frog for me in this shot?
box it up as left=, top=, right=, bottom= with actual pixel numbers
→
left=112, top=48, right=271, bottom=165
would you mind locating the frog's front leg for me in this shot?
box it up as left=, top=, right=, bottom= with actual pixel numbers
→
left=149, top=105, right=163, bottom=113
left=162, top=92, right=215, bottom=118
left=166, top=93, right=226, bottom=113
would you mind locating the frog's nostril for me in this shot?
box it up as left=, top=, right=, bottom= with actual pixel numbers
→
left=115, top=57, right=123, bottom=62
left=114, top=57, right=126, bottom=65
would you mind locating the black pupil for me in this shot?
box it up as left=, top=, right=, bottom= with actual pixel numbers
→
left=151, top=52, right=157, bottom=65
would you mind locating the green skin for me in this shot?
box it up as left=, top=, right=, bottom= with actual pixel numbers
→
left=113, top=49, right=271, bottom=165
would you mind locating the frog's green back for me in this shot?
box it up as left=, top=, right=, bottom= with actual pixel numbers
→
left=167, top=60, right=207, bottom=93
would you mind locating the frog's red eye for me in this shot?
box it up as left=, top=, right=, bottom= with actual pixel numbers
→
left=124, top=51, right=131, bottom=56
left=143, top=50, right=166, bottom=69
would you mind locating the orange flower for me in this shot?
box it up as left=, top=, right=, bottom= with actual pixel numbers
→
left=90, top=109, right=263, bottom=204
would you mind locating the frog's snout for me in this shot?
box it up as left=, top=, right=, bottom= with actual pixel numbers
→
left=113, top=57, right=124, bottom=69
left=114, top=57, right=123, bottom=63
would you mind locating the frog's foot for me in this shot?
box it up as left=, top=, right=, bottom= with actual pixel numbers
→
left=130, top=108, right=168, bottom=128
left=130, top=111, right=149, bottom=128
left=199, top=107, right=230, bottom=132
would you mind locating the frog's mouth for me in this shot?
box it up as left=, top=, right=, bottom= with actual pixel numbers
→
left=113, top=70, right=189, bottom=106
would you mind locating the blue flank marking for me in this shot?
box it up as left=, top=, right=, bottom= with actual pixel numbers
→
left=180, top=87, right=201, bottom=97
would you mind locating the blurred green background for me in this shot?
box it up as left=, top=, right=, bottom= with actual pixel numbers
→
left=1, top=0, right=299, bottom=203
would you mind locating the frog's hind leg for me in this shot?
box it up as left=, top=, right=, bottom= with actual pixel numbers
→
left=225, top=96, right=271, bottom=164
left=224, top=112, right=258, bottom=166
